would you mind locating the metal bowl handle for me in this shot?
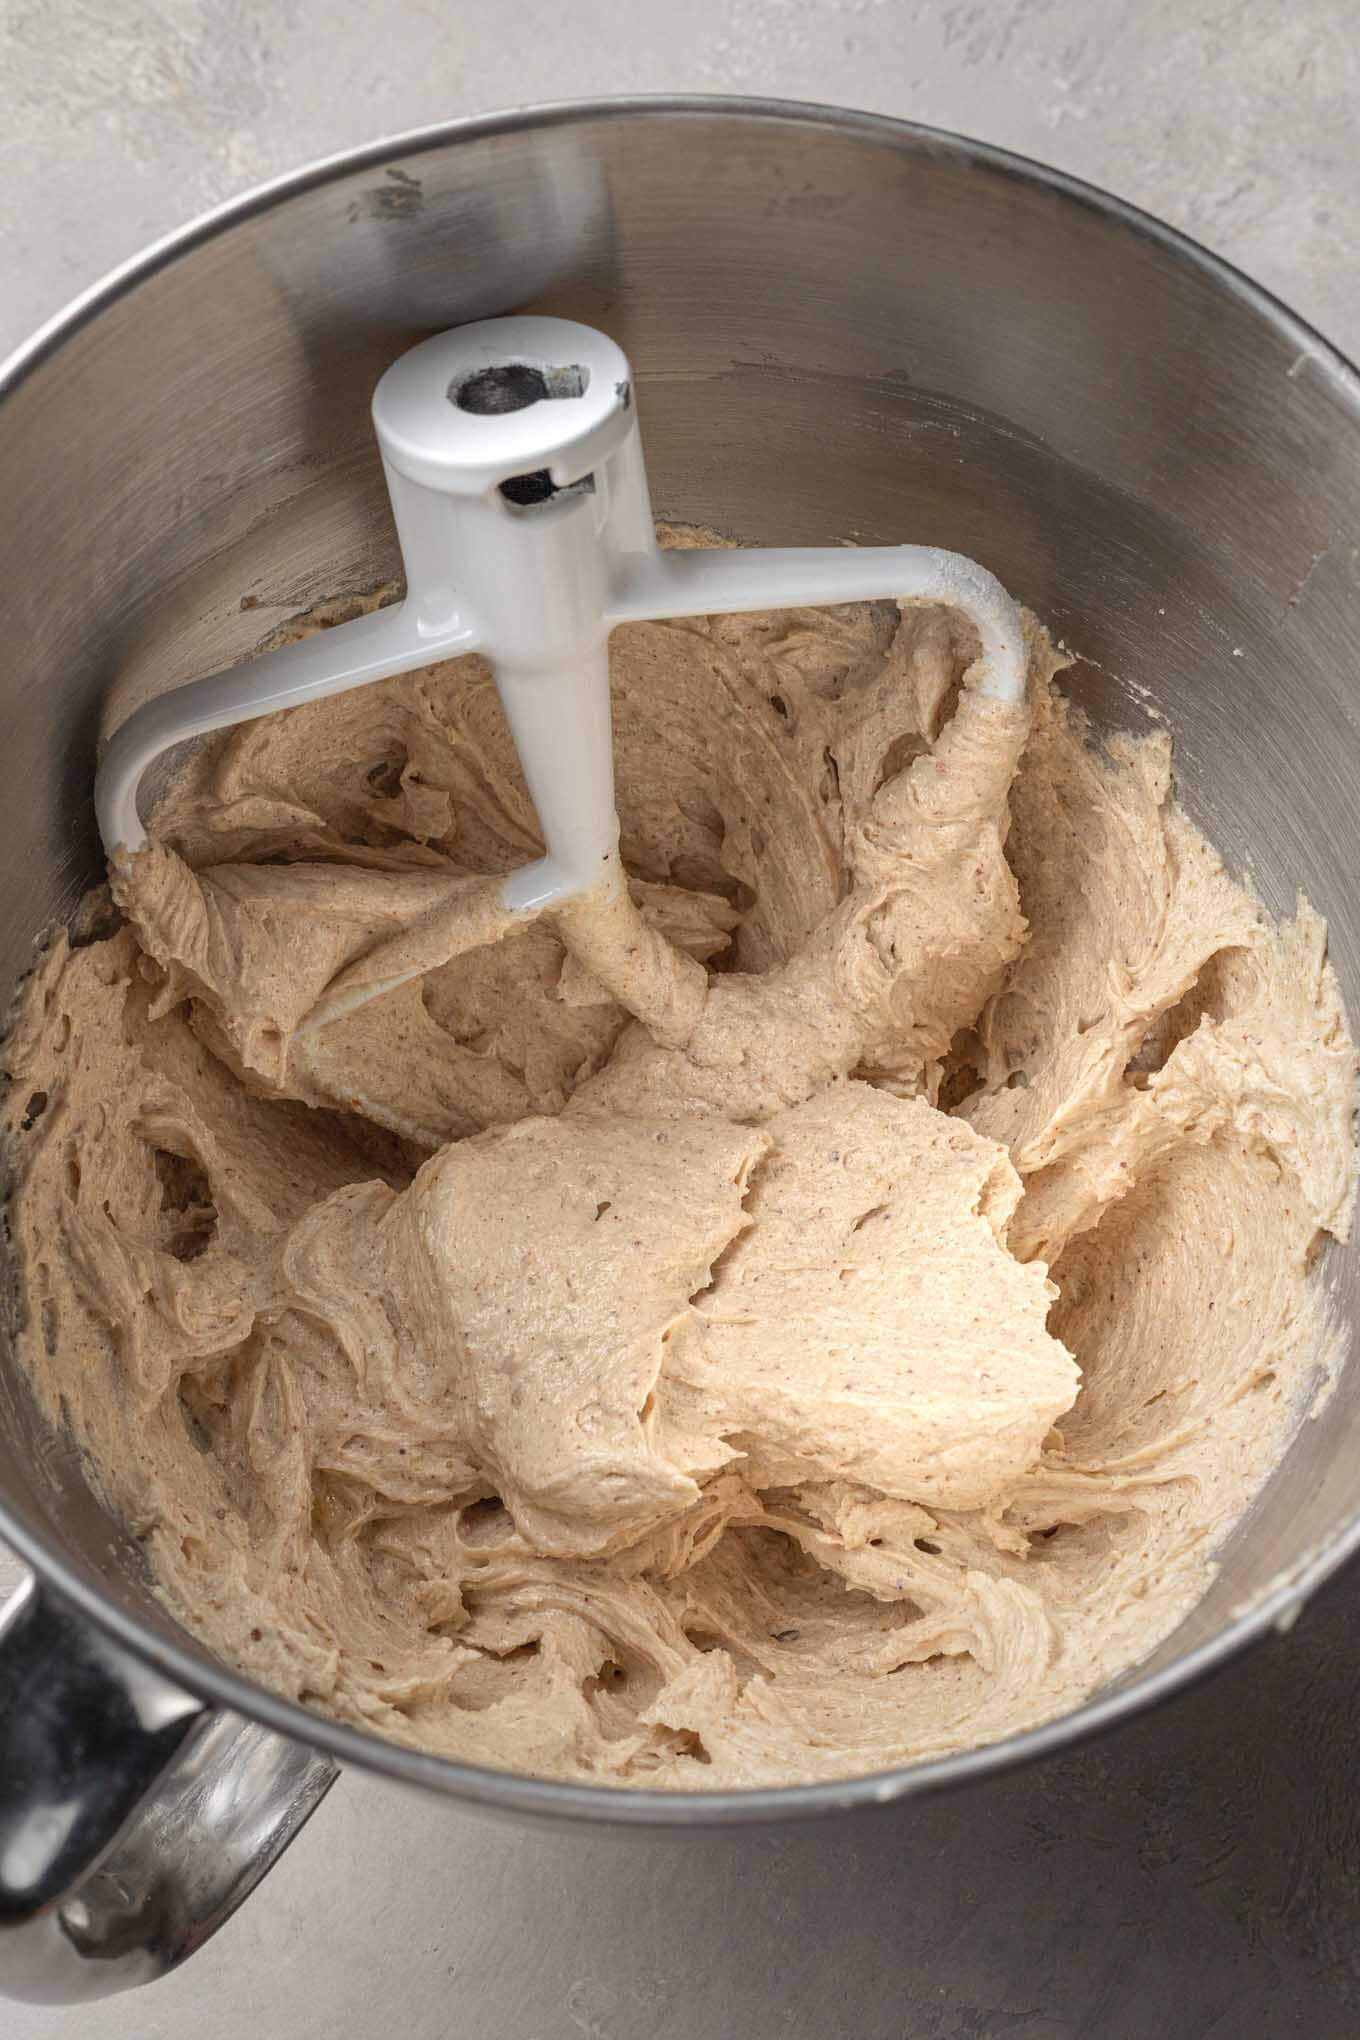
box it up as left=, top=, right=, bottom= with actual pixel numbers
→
left=0, top=1574, right=337, bottom=2004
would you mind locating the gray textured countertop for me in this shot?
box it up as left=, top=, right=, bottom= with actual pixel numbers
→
left=4, top=3, right=1360, bottom=2034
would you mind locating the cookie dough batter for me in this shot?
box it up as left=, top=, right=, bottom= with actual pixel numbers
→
left=6, top=543, right=1355, bottom=1788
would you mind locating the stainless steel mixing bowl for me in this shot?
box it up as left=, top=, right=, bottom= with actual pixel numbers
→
left=3, top=96, right=1360, bottom=2005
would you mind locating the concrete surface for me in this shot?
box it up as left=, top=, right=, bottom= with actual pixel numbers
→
left=4, top=0, right=1360, bottom=2033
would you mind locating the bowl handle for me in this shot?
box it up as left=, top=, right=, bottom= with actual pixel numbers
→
left=0, top=1573, right=337, bottom=2004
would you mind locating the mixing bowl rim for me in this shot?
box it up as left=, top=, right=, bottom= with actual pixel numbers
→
left=2, top=91, right=1357, bottom=1827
